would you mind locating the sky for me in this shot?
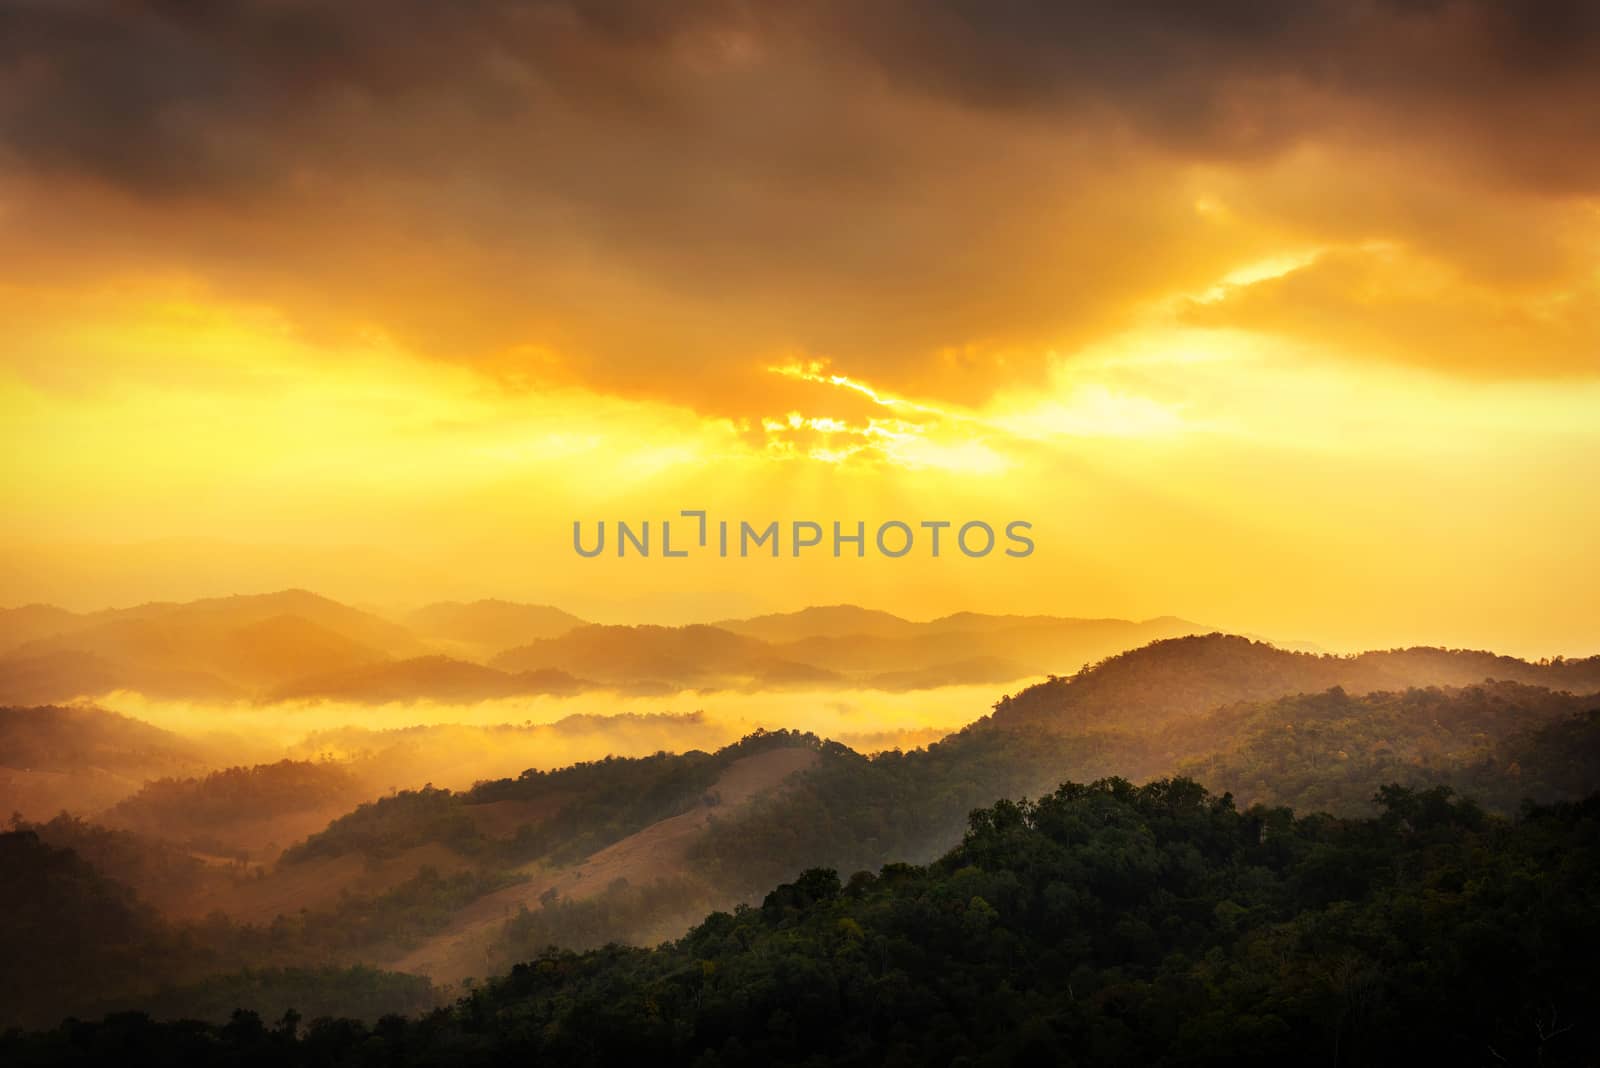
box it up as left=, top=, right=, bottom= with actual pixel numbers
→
left=1, top=0, right=1597, bottom=656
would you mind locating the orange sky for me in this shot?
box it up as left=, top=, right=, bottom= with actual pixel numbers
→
left=2, top=1, right=1597, bottom=657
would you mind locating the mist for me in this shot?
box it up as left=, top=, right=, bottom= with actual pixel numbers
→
left=55, top=679, right=1031, bottom=796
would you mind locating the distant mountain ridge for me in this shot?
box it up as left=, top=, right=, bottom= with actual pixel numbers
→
left=713, top=605, right=923, bottom=641
left=268, top=656, right=590, bottom=703
left=403, top=600, right=587, bottom=659
left=490, top=624, right=844, bottom=690
left=715, top=604, right=1202, bottom=642
left=2, top=592, right=1593, bottom=705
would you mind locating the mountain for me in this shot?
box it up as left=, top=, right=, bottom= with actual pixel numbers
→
left=718, top=607, right=1209, bottom=678
left=489, top=614, right=1220, bottom=693
left=85, top=591, right=423, bottom=656
left=922, top=610, right=1199, bottom=635
left=714, top=605, right=921, bottom=642
left=267, top=656, right=588, bottom=704
left=0, top=829, right=176, bottom=1028
left=404, top=600, right=587, bottom=658
left=0, top=829, right=435, bottom=1030
left=0, top=605, right=86, bottom=656
left=992, top=632, right=1600, bottom=731
left=284, top=712, right=746, bottom=795
left=772, top=617, right=1206, bottom=679
left=209, top=615, right=391, bottom=688
left=0, top=591, right=425, bottom=703
left=384, top=739, right=822, bottom=983
left=101, top=760, right=370, bottom=861
left=364, top=785, right=1586, bottom=1066
left=688, top=674, right=1600, bottom=902
left=12, top=780, right=1600, bottom=1065
left=0, top=648, right=193, bottom=705
left=0, top=594, right=1296, bottom=702
left=0, top=705, right=217, bottom=818
left=861, top=655, right=1030, bottom=691
left=490, top=624, right=843, bottom=690
left=3, top=641, right=1599, bottom=1038
left=0, top=704, right=204, bottom=773
left=1166, top=682, right=1600, bottom=814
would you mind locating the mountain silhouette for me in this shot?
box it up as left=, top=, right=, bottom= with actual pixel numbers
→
left=404, top=600, right=587, bottom=658
left=491, top=624, right=843, bottom=690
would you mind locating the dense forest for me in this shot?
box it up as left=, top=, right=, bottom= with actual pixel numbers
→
left=687, top=679, right=1599, bottom=901
left=6, top=778, right=1597, bottom=1065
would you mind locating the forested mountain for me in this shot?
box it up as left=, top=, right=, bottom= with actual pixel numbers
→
left=0, top=824, right=438, bottom=1030
left=687, top=683, right=1600, bottom=902
left=3, top=627, right=1598, bottom=1042
left=0, top=830, right=181, bottom=1027
left=10, top=676, right=1592, bottom=1032
left=992, top=633, right=1600, bottom=730
left=100, top=760, right=370, bottom=860
left=1167, top=683, right=1600, bottom=814
left=0, top=704, right=202, bottom=774
left=0, top=733, right=827, bottom=1029
left=0, top=704, right=220, bottom=819
left=8, top=779, right=1597, bottom=1066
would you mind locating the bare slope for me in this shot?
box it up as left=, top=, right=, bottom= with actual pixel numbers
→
left=387, top=745, right=819, bottom=983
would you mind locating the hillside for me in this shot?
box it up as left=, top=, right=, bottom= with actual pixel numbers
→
left=0, top=830, right=179, bottom=1027
left=687, top=679, right=1600, bottom=900
left=0, top=828, right=437, bottom=1029
left=387, top=743, right=820, bottom=984
left=9, top=779, right=1599, bottom=1065
left=0, top=733, right=829, bottom=1027
left=992, top=633, right=1600, bottom=730
left=1165, top=683, right=1600, bottom=812
left=0, top=705, right=217, bottom=818
left=0, top=605, right=86, bottom=656
left=102, top=760, right=371, bottom=860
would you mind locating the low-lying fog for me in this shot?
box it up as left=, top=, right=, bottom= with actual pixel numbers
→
left=75, top=679, right=1041, bottom=794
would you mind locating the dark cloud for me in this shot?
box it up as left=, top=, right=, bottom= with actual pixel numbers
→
left=0, top=0, right=1597, bottom=406
left=4, top=0, right=1596, bottom=195
left=832, top=0, right=1600, bottom=187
